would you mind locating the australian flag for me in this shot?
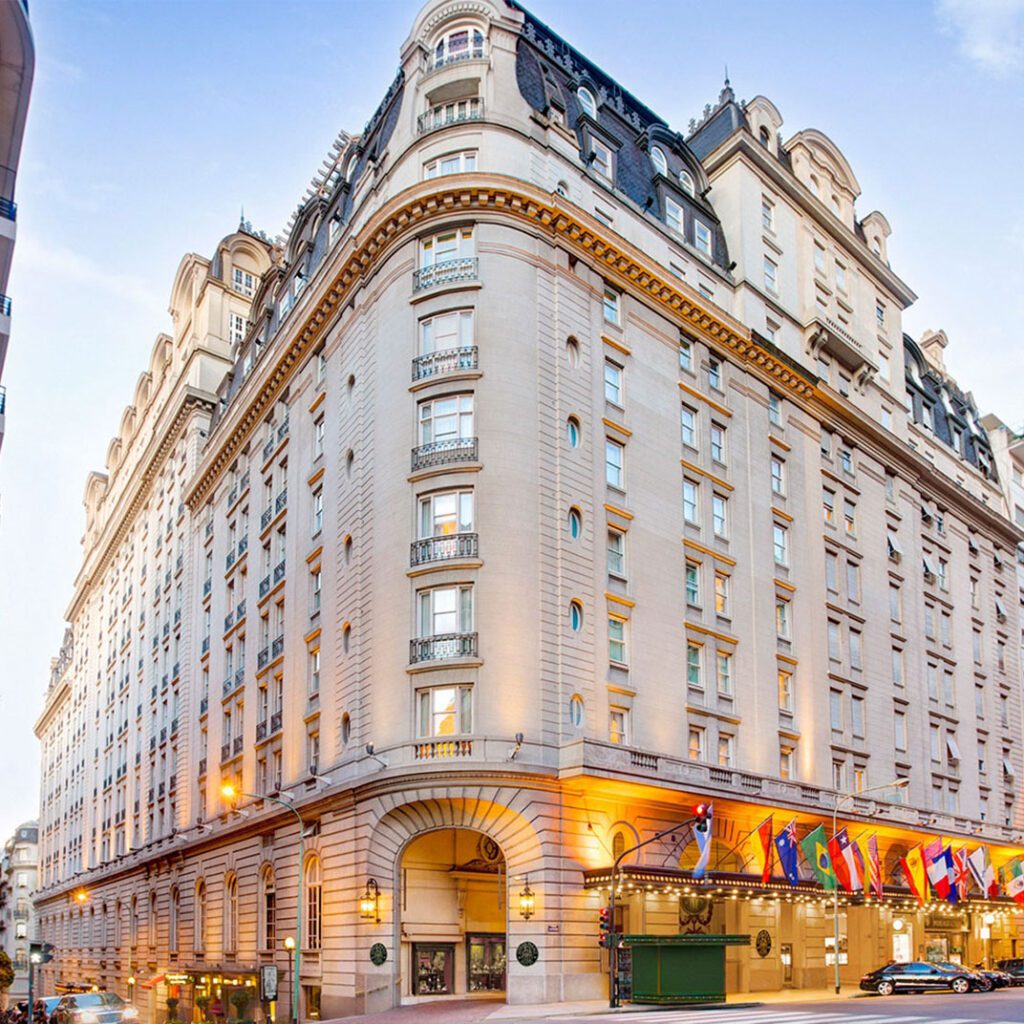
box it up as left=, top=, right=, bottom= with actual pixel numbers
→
left=774, top=818, right=800, bottom=886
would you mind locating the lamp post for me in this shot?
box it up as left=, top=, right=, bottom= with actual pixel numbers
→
left=831, top=777, right=909, bottom=994
left=222, top=786, right=303, bottom=1024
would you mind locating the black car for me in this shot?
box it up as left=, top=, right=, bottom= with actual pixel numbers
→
left=860, top=961, right=989, bottom=995
left=996, top=958, right=1024, bottom=985
left=49, top=994, right=138, bottom=1024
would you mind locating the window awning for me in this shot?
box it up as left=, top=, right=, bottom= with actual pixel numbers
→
left=1004, top=757, right=1016, bottom=778
left=887, top=533, right=903, bottom=557
left=946, top=735, right=961, bottom=761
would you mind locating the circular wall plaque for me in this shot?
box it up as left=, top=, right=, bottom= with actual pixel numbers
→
left=369, top=942, right=388, bottom=966
left=516, top=941, right=539, bottom=967
left=755, top=929, right=772, bottom=958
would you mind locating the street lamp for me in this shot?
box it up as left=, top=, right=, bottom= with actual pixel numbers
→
left=831, top=777, right=909, bottom=994
left=222, top=785, right=304, bottom=1024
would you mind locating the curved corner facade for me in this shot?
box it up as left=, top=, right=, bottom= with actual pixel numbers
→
left=32, top=0, right=1024, bottom=1018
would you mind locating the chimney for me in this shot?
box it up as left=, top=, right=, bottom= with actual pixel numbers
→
left=919, top=328, right=948, bottom=372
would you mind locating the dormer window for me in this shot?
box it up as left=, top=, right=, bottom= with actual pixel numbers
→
left=433, top=25, right=485, bottom=69
left=590, top=139, right=612, bottom=181
left=759, top=126, right=771, bottom=147
left=233, top=268, right=256, bottom=297
left=650, top=146, right=668, bottom=177
left=665, top=197, right=683, bottom=235
left=577, top=86, right=598, bottom=119
left=679, top=170, right=696, bottom=197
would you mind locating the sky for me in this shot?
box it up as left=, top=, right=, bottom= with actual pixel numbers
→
left=1, top=0, right=1023, bottom=843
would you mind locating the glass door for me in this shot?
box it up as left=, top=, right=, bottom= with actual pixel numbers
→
left=413, top=943, right=455, bottom=995
left=467, top=934, right=507, bottom=992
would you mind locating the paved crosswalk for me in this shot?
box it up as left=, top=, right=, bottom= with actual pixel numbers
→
left=552, top=1010, right=1024, bottom=1024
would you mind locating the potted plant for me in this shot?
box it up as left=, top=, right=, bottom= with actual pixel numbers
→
left=228, top=988, right=250, bottom=1022
left=166, top=997, right=179, bottom=1023
left=195, top=994, right=211, bottom=1024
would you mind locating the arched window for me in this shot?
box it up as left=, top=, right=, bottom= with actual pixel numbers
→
left=100, top=904, right=108, bottom=949
left=433, top=24, right=485, bottom=69
left=305, top=855, right=322, bottom=951
left=577, top=86, right=597, bottom=119
left=566, top=416, right=581, bottom=449
left=169, top=887, right=180, bottom=954
left=129, top=896, right=138, bottom=948
left=148, top=891, right=158, bottom=948
left=679, top=169, right=695, bottom=197
left=567, top=507, right=582, bottom=540
left=224, top=873, right=239, bottom=954
left=650, top=146, right=668, bottom=177
left=194, top=879, right=206, bottom=953
left=612, top=830, right=626, bottom=860
left=569, top=694, right=584, bottom=729
left=569, top=599, right=584, bottom=632
left=89, top=907, right=96, bottom=948
left=758, top=125, right=771, bottom=147
left=259, top=866, right=277, bottom=953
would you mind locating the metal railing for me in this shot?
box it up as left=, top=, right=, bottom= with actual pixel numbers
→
left=412, top=345, right=478, bottom=382
left=413, top=257, right=478, bottom=292
left=411, top=436, right=478, bottom=471
left=409, top=632, right=478, bottom=664
left=270, top=710, right=282, bottom=733
left=417, top=99, right=484, bottom=134
left=220, top=742, right=231, bottom=762
left=256, top=721, right=267, bottom=742
left=275, top=488, right=288, bottom=513
left=428, top=46, right=486, bottom=71
left=414, top=738, right=474, bottom=759
left=271, top=634, right=285, bottom=658
left=259, top=574, right=271, bottom=598
left=233, top=735, right=244, bottom=754
left=0, top=197, right=17, bottom=221
left=273, top=558, right=286, bottom=583
left=0, top=295, right=11, bottom=317
left=411, top=532, right=478, bottom=566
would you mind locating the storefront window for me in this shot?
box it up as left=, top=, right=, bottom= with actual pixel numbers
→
left=413, top=944, right=454, bottom=995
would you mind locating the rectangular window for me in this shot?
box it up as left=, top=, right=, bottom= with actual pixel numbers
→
left=424, top=150, right=477, bottom=178
left=717, top=734, right=734, bottom=767
left=846, top=561, right=859, bottom=603
left=607, top=529, right=626, bottom=577
left=775, top=599, right=790, bottom=639
left=849, top=629, right=862, bottom=671
left=312, top=489, right=324, bottom=535
left=608, top=616, right=627, bottom=665
left=418, top=585, right=473, bottom=637
left=602, top=285, right=620, bottom=324
left=679, top=338, right=692, bottom=372
left=764, top=256, right=778, bottom=294
left=591, top=140, right=613, bottom=180
left=420, top=227, right=475, bottom=272
left=716, top=651, right=732, bottom=695
left=609, top=708, right=628, bottom=746
left=707, top=359, right=721, bottom=390
left=768, top=391, right=782, bottom=426
left=878, top=349, right=890, bottom=381
left=685, top=561, right=701, bottom=606
left=813, top=242, right=826, bottom=273
left=830, top=690, right=843, bottom=731
left=851, top=695, right=865, bottom=738
left=835, top=262, right=847, bottom=293
left=419, top=490, right=474, bottom=537
left=773, top=524, right=788, bottom=566
left=894, top=708, right=907, bottom=751
left=714, top=573, right=729, bottom=616
left=839, top=448, right=853, bottom=474
left=770, top=456, right=785, bottom=495
left=930, top=723, right=941, bottom=762
left=604, top=360, right=623, bottom=405
left=419, top=394, right=474, bottom=443
left=419, top=309, right=474, bottom=355
left=233, top=267, right=256, bottom=296
left=780, top=746, right=794, bottom=780
left=229, top=312, right=246, bottom=344
left=778, top=669, right=793, bottom=712
left=308, top=647, right=320, bottom=695
left=711, top=494, right=728, bottom=537
left=313, top=416, right=325, bottom=460
left=681, top=406, right=697, bottom=448
left=761, top=197, right=775, bottom=232
left=822, top=489, right=835, bottom=525
left=843, top=499, right=856, bottom=536
left=686, top=641, right=702, bottom=688
left=688, top=726, right=705, bottom=761
left=825, top=551, right=838, bottom=592
left=827, top=620, right=841, bottom=662
left=927, top=663, right=939, bottom=700
left=605, top=439, right=624, bottom=488
left=694, top=220, right=712, bottom=257
left=710, top=424, right=726, bottom=463
left=665, top=197, right=684, bottom=234
left=683, top=479, right=699, bottom=524
left=417, top=685, right=473, bottom=737
left=889, top=583, right=902, bottom=623
left=310, top=568, right=322, bottom=615
left=876, top=301, right=886, bottom=330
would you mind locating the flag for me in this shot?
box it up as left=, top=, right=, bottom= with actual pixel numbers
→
left=692, top=803, right=713, bottom=879
left=952, top=848, right=970, bottom=902
left=866, top=835, right=883, bottom=899
left=942, top=847, right=958, bottom=905
left=828, top=828, right=864, bottom=893
left=753, top=817, right=773, bottom=884
left=968, top=845, right=999, bottom=899
left=1002, top=858, right=1024, bottom=905
left=800, top=824, right=836, bottom=890
left=924, top=838, right=951, bottom=900
left=901, top=844, right=929, bottom=905
left=774, top=820, right=800, bottom=886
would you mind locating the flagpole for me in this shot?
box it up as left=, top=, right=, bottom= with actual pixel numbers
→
left=831, top=779, right=910, bottom=995
left=710, top=814, right=774, bottom=872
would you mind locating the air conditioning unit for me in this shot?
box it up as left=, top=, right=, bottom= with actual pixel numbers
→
left=924, top=570, right=936, bottom=584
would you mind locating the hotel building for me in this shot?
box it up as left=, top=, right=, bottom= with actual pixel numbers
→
left=34, top=0, right=1024, bottom=1016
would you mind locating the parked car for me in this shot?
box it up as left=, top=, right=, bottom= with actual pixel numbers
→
left=860, top=961, right=990, bottom=995
left=996, top=958, right=1024, bottom=985
left=48, top=994, right=138, bottom=1024
left=969, top=963, right=1013, bottom=988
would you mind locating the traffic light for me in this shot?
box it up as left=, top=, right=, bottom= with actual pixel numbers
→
left=41, top=944, right=55, bottom=964
left=598, top=906, right=612, bottom=948
left=28, top=942, right=55, bottom=964
left=693, top=802, right=710, bottom=833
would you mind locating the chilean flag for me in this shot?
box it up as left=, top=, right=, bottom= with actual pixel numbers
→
left=828, top=828, right=864, bottom=893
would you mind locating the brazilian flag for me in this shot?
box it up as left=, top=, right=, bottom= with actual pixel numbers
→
left=799, top=824, right=836, bottom=890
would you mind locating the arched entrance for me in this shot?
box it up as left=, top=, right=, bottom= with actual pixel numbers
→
left=399, top=827, right=508, bottom=1003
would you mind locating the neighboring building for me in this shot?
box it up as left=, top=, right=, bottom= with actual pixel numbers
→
left=33, top=0, right=1024, bottom=1017
left=984, top=413, right=1024, bottom=590
left=0, top=0, right=34, bottom=450
left=1, top=822, right=39, bottom=1001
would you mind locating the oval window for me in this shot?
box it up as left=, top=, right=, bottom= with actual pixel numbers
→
left=566, top=336, right=580, bottom=368
left=569, top=694, right=584, bottom=729
left=567, top=416, right=581, bottom=448
left=651, top=146, right=668, bottom=177
left=341, top=712, right=351, bottom=745
left=569, top=600, right=584, bottom=632
left=568, top=507, right=582, bottom=539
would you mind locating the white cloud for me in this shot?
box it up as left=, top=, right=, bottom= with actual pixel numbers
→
left=938, top=0, right=1024, bottom=76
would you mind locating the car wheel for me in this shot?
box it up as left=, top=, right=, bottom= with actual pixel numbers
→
left=978, top=977, right=994, bottom=992
left=876, top=980, right=895, bottom=996
left=952, top=977, right=970, bottom=994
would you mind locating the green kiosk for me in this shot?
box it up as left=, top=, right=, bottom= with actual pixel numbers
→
left=619, top=933, right=751, bottom=1004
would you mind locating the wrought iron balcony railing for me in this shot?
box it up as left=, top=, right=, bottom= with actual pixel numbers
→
left=410, top=532, right=478, bottom=566
left=411, top=436, right=478, bottom=472
left=413, top=257, right=478, bottom=293
left=411, top=345, right=478, bottom=382
left=409, top=632, right=478, bottom=664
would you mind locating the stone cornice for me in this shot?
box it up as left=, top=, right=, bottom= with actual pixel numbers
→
left=187, top=174, right=816, bottom=510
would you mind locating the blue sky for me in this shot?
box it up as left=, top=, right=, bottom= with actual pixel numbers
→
left=1, top=0, right=1022, bottom=840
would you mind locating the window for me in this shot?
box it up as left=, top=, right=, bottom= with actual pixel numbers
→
left=577, top=86, right=597, bottom=118
left=681, top=406, right=697, bottom=448
left=714, top=573, right=729, bottom=616
left=716, top=651, right=732, bottom=695
left=311, top=568, right=322, bottom=615
left=419, top=227, right=474, bottom=276
left=679, top=338, right=693, bottom=372
left=417, top=685, right=473, bottom=737
left=433, top=24, right=485, bottom=66
left=260, top=867, right=276, bottom=952
left=688, top=726, right=705, bottom=761
left=849, top=629, right=862, bottom=671
left=711, top=495, right=728, bottom=537
left=694, top=220, right=712, bottom=257
left=930, top=724, right=941, bottom=761
left=224, top=874, right=238, bottom=953
left=650, top=146, right=668, bottom=176
left=569, top=600, right=583, bottom=632
left=764, top=257, right=778, bottom=293
left=683, top=480, right=699, bottom=524
left=822, top=489, right=835, bottom=525
left=418, top=585, right=473, bottom=637
left=194, top=881, right=206, bottom=952
left=567, top=507, right=582, bottom=540
left=608, top=616, right=627, bottom=664
left=717, top=734, right=734, bottom=767
left=710, top=424, right=726, bottom=463
left=424, top=150, right=477, bottom=178
left=233, top=267, right=256, bottom=296
left=875, top=301, right=886, bottom=330
left=591, top=139, right=613, bottom=179
left=609, top=707, right=628, bottom=745
left=602, top=285, right=620, bottom=324
left=308, top=647, right=320, bottom=695
left=768, top=391, right=782, bottom=426
left=707, top=359, right=721, bottom=390
left=878, top=349, right=890, bottom=381
left=779, top=746, right=794, bottom=780
left=312, top=489, right=323, bottom=535
left=607, top=529, right=626, bottom=576
left=605, top=439, right=624, bottom=488
left=835, top=262, right=847, bottom=293
left=827, top=621, right=841, bottom=662
left=761, top=197, right=775, bottom=231
left=851, top=695, right=865, bottom=738
left=229, top=312, right=246, bottom=345
left=313, top=416, right=325, bottom=460
left=927, top=663, right=938, bottom=700
left=839, top=448, right=853, bottom=474
left=420, top=490, right=474, bottom=538
left=685, top=561, right=701, bottom=605
left=419, top=309, right=474, bottom=357
left=846, top=561, right=859, bottom=603
left=418, top=394, right=474, bottom=444
left=686, top=641, right=702, bottom=688
left=305, top=856, right=322, bottom=950
left=604, top=360, right=623, bottom=405
left=778, top=670, right=793, bottom=712
left=665, top=196, right=684, bottom=234
left=894, top=709, right=907, bottom=751
left=889, top=583, right=902, bottom=623
left=773, top=524, right=788, bottom=566
left=679, top=169, right=695, bottom=196
left=843, top=499, right=856, bottom=536
left=813, top=242, right=826, bottom=273
left=770, top=457, right=785, bottom=495
left=892, top=648, right=903, bottom=687
left=830, top=690, right=843, bottom=731
left=775, top=599, right=791, bottom=639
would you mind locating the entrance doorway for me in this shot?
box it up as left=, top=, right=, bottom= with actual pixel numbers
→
left=400, top=828, right=507, bottom=1002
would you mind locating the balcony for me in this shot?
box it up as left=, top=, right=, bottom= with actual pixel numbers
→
left=224, top=610, right=235, bottom=632
left=256, top=721, right=268, bottom=742
left=270, top=710, right=283, bottom=734
left=203, top=577, right=212, bottom=598
left=233, top=735, right=244, bottom=755
left=426, top=43, right=486, bottom=72
left=261, top=506, right=273, bottom=531
left=412, top=345, right=478, bottom=383
left=223, top=676, right=237, bottom=696
left=413, top=257, right=479, bottom=293
left=220, top=742, right=231, bottom=763
left=414, top=738, right=474, bottom=760
left=271, top=634, right=285, bottom=658
left=273, top=559, right=286, bottom=584
left=805, top=314, right=878, bottom=384
left=259, top=574, right=271, bottom=598
left=275, top=488, right=288, bottom=514
left=258, top=645, right=270, bottom=669
left=0, top=295, right=11, bottom=317
left=201, top=636, right=210, bottom=654
left=417, top=98, right=484, bottom=134
left=226, top=549, right=237, bottom=571
left=198, top=758, right=207, bottom=776
left=411, top=437, right=478, bottom=472
left=411, top=532, right=479, bottom=566
left=199, top=696, right=209, bottom=715
left=409, top=632, right=478, bottom=664
left=234, top=666, right=245, bottom=686
left=0, top=197, right=17, bottom=221
left=236, top=599, right=247, bottom=621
